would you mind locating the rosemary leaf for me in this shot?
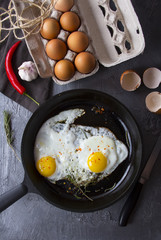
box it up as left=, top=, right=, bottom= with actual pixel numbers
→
left=74, top=194, right=82, bottom=200
left=3, top=111, right=21, bottom=162
left=3, top=111, right=13, bottom=146
left=104, top=183, right=116, bottom=192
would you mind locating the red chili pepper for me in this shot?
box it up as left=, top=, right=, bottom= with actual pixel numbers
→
left=5, top=41, right=25, bottom=94
left=5, top=41, right=39, bottom=105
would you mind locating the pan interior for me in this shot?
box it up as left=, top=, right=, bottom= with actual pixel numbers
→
left=50, top=103, right=132, bottom=199
left=21, top=90, right=141, bottom=211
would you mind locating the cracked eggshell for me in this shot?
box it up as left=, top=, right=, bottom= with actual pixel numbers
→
left=145, top=92, right=161, bottom=114
left=143, top=67, right=161, bottom=89
left=120, top=70, right=141, bottom=91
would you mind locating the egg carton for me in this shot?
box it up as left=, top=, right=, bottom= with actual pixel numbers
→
left=13, top=0, right=145, bottom=85
left=40, top=3, right=99, bottom=85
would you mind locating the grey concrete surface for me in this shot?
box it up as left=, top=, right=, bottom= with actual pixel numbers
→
left=0, top=78, right=161, bottom=240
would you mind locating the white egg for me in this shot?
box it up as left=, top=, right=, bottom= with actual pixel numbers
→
left=34, top=109, right=128, bottom=186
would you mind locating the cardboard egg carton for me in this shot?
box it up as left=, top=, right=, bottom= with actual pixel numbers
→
left=13, top=0, right=145, bottom=85
left=40, top=3, right=99, bottom=85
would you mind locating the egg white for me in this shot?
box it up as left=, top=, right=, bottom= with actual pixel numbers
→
left=34, top=109, right=128, bottom=186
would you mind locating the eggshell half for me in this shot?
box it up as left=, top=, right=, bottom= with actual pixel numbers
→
left=145, top=92, right=161, bottom=114
left=143, top=67, right=161, bottom=89
left=120, top=70, right=141, bottom=91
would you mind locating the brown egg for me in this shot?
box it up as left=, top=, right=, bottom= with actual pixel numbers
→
left=54, top=59, right=75, bottom=81
left=67, top=31, right=89, bottom=53
left=74, top=52, right=96, bottom=74
left=60, top=12, right=80, bottom=32
left=46, top=39, right=67, bottom=60
left=53, top=0, right=74, bottom=12
left=40, top=18, right=60, bottom=40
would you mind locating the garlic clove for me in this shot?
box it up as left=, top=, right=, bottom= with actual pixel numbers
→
left=143, top=67, right=161, bottom=89
left=18, top=61, right=38, bottom=81
left=120, top=70, right=141, bottom=91
left=145, top=91, right=161, bottom=114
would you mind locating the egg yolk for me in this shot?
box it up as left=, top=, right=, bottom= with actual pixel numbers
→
left=87, top=152, right=107, bottom=173
left=36, top=156, right=56, bottom=177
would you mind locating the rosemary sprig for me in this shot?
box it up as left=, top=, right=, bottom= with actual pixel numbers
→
left=66, top=175, right=93, bottom=202
left=3, top=111, right=13, bottom=145
left=76, top=185, right=93, bottom=202
left=3, top=111, right=21, bottom=162
left=104, top=182, right=116, bottom=192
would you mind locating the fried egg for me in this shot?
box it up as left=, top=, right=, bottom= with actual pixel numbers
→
left=34, top=109, right=128, bottom=186
left=77, top=136, right=128, bottom=183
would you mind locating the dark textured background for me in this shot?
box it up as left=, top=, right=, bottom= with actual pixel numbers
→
left=0, top=0, right=161, bottom=239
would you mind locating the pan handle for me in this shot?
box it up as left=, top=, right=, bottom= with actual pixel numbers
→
left=0, top=183, right=28, bottom=213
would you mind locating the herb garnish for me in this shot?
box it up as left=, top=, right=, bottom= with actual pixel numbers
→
left=3, top=111, right=21, bottom=161
left=66, top=175, right=93, bottom=201
left=104, top=182, right=116, bottom=192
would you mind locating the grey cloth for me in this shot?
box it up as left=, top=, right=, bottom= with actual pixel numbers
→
left=0, top=1, right=53, bottom=112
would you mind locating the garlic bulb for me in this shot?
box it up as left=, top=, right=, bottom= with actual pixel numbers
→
left=18, top=61, right=38, bottom=81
